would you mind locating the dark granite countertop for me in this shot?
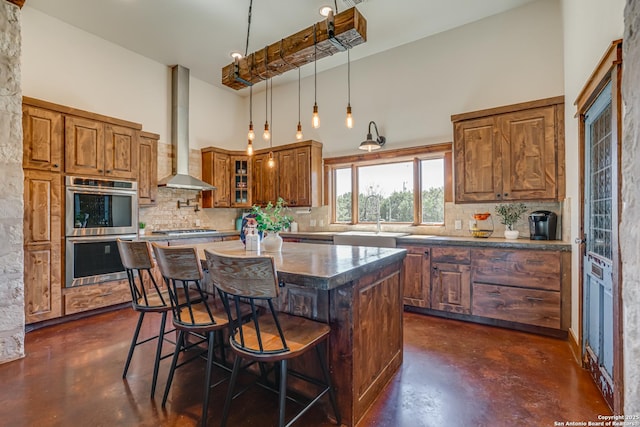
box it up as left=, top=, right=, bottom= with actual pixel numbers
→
left=139, top=230, right=240, bottom=241
left=188, top=240, right=407, bottom=291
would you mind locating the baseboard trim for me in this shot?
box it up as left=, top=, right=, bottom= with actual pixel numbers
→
left=568, top=327, right=582, bottom=365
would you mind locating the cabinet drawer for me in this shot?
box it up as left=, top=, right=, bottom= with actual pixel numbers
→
left=472, top=248, right=561, bottom=291
left=472, top=283, right=560, bottom=329
left=398, top=245, right=430, bottom=255
left=431, top=247, right=470, bottom=264
left=64, top=279, right=131, bottom=315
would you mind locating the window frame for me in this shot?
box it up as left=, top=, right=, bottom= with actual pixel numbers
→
left=324, top=143, right=453, bottom=226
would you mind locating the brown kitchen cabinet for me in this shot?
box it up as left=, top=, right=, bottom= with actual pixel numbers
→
left=430, top=247, right=471, bottom=314
left=138, top=131, right=159, bottom=206
left=65, top=115, right=139, bottom=179
left=398, top=245, right=431, bottom=308
left=252, top=151, right=278, bottom=206
left=230, top=155, right=251, bottom=208
left=63, top=278, right=132, bottom=315
left=201, top=148, right=231, bottom=208
left=452, top=96, right=565, bottom=203
left=22, top=105, right=64, bottom=172
left=23, top=170, right=63, bottom=323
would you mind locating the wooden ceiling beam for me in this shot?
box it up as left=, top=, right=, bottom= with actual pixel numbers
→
left=221, top=7, right=367, bottom=90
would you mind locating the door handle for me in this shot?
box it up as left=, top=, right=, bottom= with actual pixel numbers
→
left=574, top=238, right=586, bottom=244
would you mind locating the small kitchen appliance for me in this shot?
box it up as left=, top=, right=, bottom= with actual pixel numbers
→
left=528, top=210, right=557, bottom=240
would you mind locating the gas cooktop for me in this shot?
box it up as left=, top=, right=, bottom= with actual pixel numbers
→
left=154, top=229, right=218, bottom=236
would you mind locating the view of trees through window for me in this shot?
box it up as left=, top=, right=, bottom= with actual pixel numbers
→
left=334, top=158, right=445, bottom=224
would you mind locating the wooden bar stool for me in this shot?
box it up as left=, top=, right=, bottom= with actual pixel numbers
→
left=204, top=250, right=341, bottom=427
left=151, top=243, right=248, bottom=426
left=117, top=239, right=181, bottom=398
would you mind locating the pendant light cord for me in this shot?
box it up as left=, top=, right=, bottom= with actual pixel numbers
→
left=347, top=49, right=351, bottom=105
left=298, top=67, right=301, bottom=122
left=313, top=24, right=317, bottom=104
left=270, top=77, right=273, bottom=148
left=244, top=0, right=253, bottom=57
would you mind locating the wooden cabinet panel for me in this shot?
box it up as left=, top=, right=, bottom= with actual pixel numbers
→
left=278, top=146, right=312, bottom=206
left=431, top=246, right=470, bottom=264
left=23, top=170, right=62, bottom=323
left=399, top=245, right=430, bottom=307
left=63, top=279, right=131, bottom=315
left=252, top=153, right=277, bottom=206
left=138, top=132, right=158, bottom=206
left=104, top=124, right=137, bottom=179
left=452, top=97, right=564, bottom=203
left=431, top=262, right=471, bottom=314
left=500, top=107, right=557, bottom=200
left=454, top=117, right=500, bottom=202
left=22, top=105, right=63, bottom=172
left=472, top=248, right=561, bottom=291
left=201, top=150, right=231, bottom=208
left=472, top=283, right=561, bottom=329
left=65, top=116, right=104, bottom=176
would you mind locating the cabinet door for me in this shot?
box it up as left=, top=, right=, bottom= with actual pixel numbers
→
left=431, top=262, right=471, bottom=314
left=230, top=156, right=251, bottom=208
left=65, top=116, right=104, bottom=176
left=104, top=124, right=137, bottom=179
left=278, top=146, right=312, bottom=207
left=454, top=117, right=501, bottom=202
left=24, top=170, right=63, bottom=323
left=252, top=153, right=277, bottom=206
left=22, top=106, right=63, bottom=172
left=499, top=106, right=557, bottom=200
left=213, top=152, right=231, bottom=207
left=138, top=134, right=158, bottom=206
left=400, top=245, right=431, bottom=307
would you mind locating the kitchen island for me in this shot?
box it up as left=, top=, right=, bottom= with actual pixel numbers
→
left=190, top=240, right=407, bottom=427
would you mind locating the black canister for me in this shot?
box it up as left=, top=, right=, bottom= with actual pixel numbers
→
left=528, top=211, right=557, bottom=240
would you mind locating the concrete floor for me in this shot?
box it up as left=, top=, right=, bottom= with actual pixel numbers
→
left=0, top=309, right=610, bottom=426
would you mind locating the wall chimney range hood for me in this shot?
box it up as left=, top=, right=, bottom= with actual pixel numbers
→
left=158, top=65, right=216, bottom=191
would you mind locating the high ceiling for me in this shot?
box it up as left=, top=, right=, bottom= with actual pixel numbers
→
left=25, top=0, right=535, bottom=93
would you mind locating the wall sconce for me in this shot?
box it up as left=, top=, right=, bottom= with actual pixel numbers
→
left=359, top=121, right=386, bottom=152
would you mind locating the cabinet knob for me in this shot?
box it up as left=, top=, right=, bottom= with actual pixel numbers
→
left=432, top=266, right=438, bottom=271
left=504, top=193, right=509, bottom=197
left=106, top=170, right=112, bottom=173
left=496, top=194, right=501, bottom=198
left=98, top=169, right=103, bottom=173
left=424, top=250, right=429, bottom=256
left=53, top=164, right=59, bottom=168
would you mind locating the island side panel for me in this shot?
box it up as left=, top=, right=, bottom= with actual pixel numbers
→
left=330, top=259, right=404, bottom=426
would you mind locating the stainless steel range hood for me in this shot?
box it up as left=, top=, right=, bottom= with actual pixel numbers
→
left=158, top=65, right=216, bottom=191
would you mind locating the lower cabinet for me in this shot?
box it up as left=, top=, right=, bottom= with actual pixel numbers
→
left=63, top=278, right=131, bottom=315
left=401, top=242, right=570, bottom=336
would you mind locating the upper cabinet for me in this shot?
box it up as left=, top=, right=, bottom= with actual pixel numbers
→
left=202, top=140, right=323, bottom=208
left=23, top=105, right=63, bottom=172
left=452, top=96, right=565, bottom=203
left=65, top=117, right=138, bottom=179
left=138, top=131, right=159, bottom=206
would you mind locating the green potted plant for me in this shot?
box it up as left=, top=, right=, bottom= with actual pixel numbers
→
left=250, top=198, right=293, bottom=252
left=495, top=203, right=527, bottom=239
left=138, top=221, right=147, bottom=236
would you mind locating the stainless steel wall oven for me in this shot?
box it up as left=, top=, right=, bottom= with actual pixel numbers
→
left=65, top=176, right=138, bottom=287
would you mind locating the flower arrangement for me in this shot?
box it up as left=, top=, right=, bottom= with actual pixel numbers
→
left=495, top=203, right=527, bottom=230
left=250, top=197, right=293, bottom=234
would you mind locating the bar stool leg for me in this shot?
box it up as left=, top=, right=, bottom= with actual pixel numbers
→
left=278, top=359, right=287, bottom=427
left=123, top=311, right=145, bottom=378
left=221, top=356, right=242, bottom=427
left=150, top=311, right=167, bottom=398
left=162, top=330, right=185, bottom=407
left=317, top=343, right=341, bottom=425
left=201, top=331, right=216, bottom=427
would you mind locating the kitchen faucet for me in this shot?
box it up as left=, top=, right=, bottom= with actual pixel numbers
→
left=365, top=195, right=382, bottom=233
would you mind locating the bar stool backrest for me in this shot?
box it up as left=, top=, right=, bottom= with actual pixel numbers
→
left=205, top=250, right=288, bottom=355
left=117, top=239, right=166, bottom=308
left=151, top=244, right=214, bottom=329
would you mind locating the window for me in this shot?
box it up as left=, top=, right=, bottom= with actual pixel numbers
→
left=325, top=144, right=451, bottom=225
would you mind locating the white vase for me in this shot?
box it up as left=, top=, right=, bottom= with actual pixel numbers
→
left=262, top=231, right=283, bottom=252
left=139, top=228, right=146, bottom=236
left=504, top=229, right=519, bottom=240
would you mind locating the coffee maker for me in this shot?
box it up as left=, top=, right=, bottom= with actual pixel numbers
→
left=528, top=211, right=557, bottom=240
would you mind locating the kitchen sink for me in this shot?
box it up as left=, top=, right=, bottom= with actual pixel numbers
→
left=333, top=231, right=409, bottom=248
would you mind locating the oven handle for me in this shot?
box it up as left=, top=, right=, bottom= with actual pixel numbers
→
left=66, top=186, right=138, bottom=197
left=66, top=234, right=137, bottom=243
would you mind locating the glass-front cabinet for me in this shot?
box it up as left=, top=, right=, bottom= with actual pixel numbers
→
left=231, top=156, right=251, bottom=208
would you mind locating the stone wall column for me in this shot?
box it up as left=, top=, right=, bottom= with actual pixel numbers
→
left=0, top=0, right=25, bottom=364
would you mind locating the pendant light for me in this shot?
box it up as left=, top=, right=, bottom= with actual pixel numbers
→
left=247, top=84, right=255, bottom=141
left=345, top=48, right=353, bottom=129
left=312, top=24, right=320, bottom=129
left=263, top=76, right=270, bottom=141
left=296, top=67, right=303, bottom=140
left=267, top=78, right=275, bottom=168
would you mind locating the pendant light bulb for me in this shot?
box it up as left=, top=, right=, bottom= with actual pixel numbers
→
left=263, top=121, right=270, bottom=141
left=296, top=122, right=303, bottom=140
left=346, top=104, right=353, bottom=129
left=312, top=103, right=320, bottom=129
left=248, top=121, right=255, bottom=141
left=267, top=151, right=275, bottom=168
left=247, top=139, right=254, bottom=155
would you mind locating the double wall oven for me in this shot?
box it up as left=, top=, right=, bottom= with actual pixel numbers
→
left=65, top=176, right=138, bottom=287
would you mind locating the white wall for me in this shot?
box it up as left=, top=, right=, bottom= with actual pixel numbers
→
left=560, top=0, right=624, bottom=344
left=21, top=6, right=245, bottom=151
left=243, top=0, right=564, bottom=157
